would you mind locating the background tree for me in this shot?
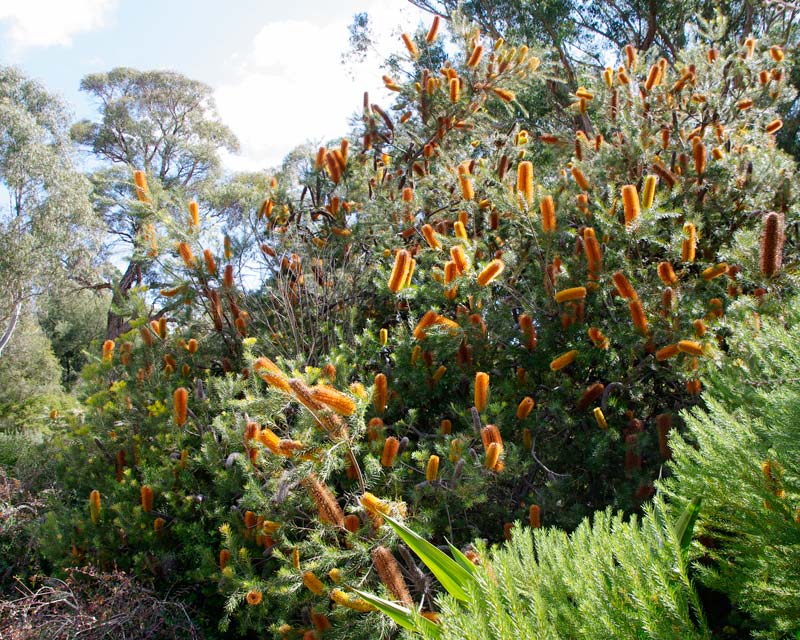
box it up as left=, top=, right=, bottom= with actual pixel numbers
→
left=0, top=66, right=103, bottom=356
left=71, top=68, right=240, bottom=339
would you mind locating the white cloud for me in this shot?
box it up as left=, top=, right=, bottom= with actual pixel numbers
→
left=216, top=0, right=431, bottom=172
left=0, top=0, right=116, bottom=51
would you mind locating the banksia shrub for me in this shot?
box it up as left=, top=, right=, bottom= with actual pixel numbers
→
left=474, top=372, right=489, bottom=412
left=172, top=387, right=188, bottom=426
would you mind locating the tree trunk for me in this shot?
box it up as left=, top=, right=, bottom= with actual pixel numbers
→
left=0, top=301, right=22, bottom=357
left=105, top=260, right=140, bottom=340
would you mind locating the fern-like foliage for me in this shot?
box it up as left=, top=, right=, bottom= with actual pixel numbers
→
left=663, top=299, right=800, bottom=639
left=415, top=496, right=708, bottom=640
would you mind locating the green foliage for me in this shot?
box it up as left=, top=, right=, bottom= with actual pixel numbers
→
left=663, top=299, right=800, bottom=638
left=409, top=496, right=708, bottom=640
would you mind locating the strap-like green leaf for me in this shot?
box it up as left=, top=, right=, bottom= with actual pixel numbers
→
left=447, top=541, right=478, bottom=575
left=383, top=514, right=476, bottom=601
left=350, top=588, right=441, bottom=638
left=674, top=497, right=702, bottom=556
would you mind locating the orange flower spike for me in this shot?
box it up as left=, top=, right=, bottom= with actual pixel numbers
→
left=529, top=505, right=541, bottom=528
left=450, top=245, right=469, bottom=273
left=178, top=242, right=196, bottom=268
left=702, top=263, right=728, bottom=280
left=555, top=287, right=587, bottom=303
left=425, top=16, right=441, bottom=43
left=102, top=339, right=115, bottom=362
left=467, top=44, right=484, bottom=68
left=677, top=340, right=704, bottom=356
left=583, top=228, right=602, bottom=270
left=612, top=272, right=638, bottom=300
left=173, top=387, right=188, bottom=426
left=593, top=408, right=608, bottom=429
left=140, top=485, right=154, bottom=513
left=219, top=549, right=230, bottom=570
left=401, top=32, right=419, bottom=58
left=89, top=489, right=101, bottom=524
left=655, top=344, right=680, bottom=361
left=629, top=300, right=648, bottom=333
left=449, top=77, right=460, bottom=102
left=303, top=571, right=326, bottom=596
left=421, top=224, right=441, bottom=250
left=133, top=170, right=150, bottom=203
left=681, top=223, right=696, bottom=262
left=477, top=259, right=504, bottom=286
left=374, top=373, right=388, bottom=414
left=587, top=327, right=609, bottom=349
left=549, top=350, right=578, bottom=371
left=310, top=385, right=357, bottom=416
left=540, top=195, right=557, bottom=232
left=571, top=167, right=590, bottom=191
left=657, top=262, right=678, bottom=285
left=621, top=185, right=640, bottom=226
left=188, top=200, right=200, bottom=228
left=517, top=161, right=534, bottom=205
left=413, top=310, right=439, bottom=340
left=387, top=249, right=412, bottom=293
left=642, top=175, right=657, bottom=209
left=474, top=372, right=489, bottom=412
left=203, top=249, right=217, bottom=275
left=426, top=455, right=440, bottom=482
left=516, top=396, right=535, bottom=420
left=459, top=174, right=474, bottom=201
left=381, top=436, right=400, bottom=467
left=485, top=442, right=502, bottom=469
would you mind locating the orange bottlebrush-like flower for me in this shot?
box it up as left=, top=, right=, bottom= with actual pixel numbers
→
left=401, top=32, right=418, bottom=58
left=693, top=319, right=707, bottom=337
left=388, top=249, right=413, bottom=293
left=677, top=340, right=704, bottom=356
left=303, top=572, right=326, bottom=596
left=736, top=98, right=753, bottom=110
left=693, top=140, right=706, bottom=176
left=686, top=379, right=702, bottom=395
left=555, top=287, right=586, bottom=303
left=426, top=16, right=440, bottom=43
left=153, top=517, right=166, bottom=534
left=133, top=170, right=149, bottom=203
left=450, top=246, right=469, bottom=274
left=529, top=505, right=541, bottom=528
left=372, top=546, right=413, bottom=605
left=642, top=175, right=657, bottom=209
left=421, top=224, right=441, bottom=250
left=516, top=396, right=535, bottom=420
left=682, top=223, right=696, bottom=262
left=621, top=185, right=640, bottom=226
left=219, top=549, right=230, bottom=570
left=629, top=300, right=648, bottom=333
left=540, top=196, right=557, bottom=232
left=381, top=436, right=400, bottom=467
left=467, top=44, right=484, bottom=68
left=449, top=77, right=460, bottom=102
left=331, top=589, right=376, bottom=612
left=102, top=339, right=115, bottom=362
left=583, top=228, right=602, bottom=270
left=477, top=259, right=504, bottom=286
left=222, top=264, right=233, bottom=289
left=178, top=242, right=195, bottom=268
left=492, top=87, right=515, bottom=102
left=173, top=387, right=188, bottom=426
left=588, top=327, right=609, bottom=349
left=89, top=490, right=101, bottom=524
left=655, top=344, right=680, bottom=361
left=140, top=485, right=153, bottom=513
left=454, top=220, right=469, bottom=240
left=576, top=382, right=604, bottom=410
left=550, top=350, right=578, bottom=371
left=624, top=43, right=637, bottom=69
left=426, top=455, right=440, bottom=482
left=310, top=385, right=356, bottom=416
left=765, top=119, right=783, bottom=134
left=188, top=201, right=200, bottom=228
left=413, top=310, right=439, bottom=340
left=593, top=407, right=608, bottom=429
left=612, top=272, right=638, bottom=300
left=361, top=492, right=389, bottom=519
left=571, top=167, right=590, bottom=191
left=432, top=365, right=447, bottom=381
left=519, top=313, right=537, bottom=350
left=438, top=418, right=452, bottom=435
left=760, top=212, right=784, bottom=277
left=314, top=146, right=326, bottom=170
left=253, top=357, right=290, bottom=393
left=485, top=442, right=501, bottom=469
left=203, top=249, right=216, bottom=275
left=769, top=45, right=784, bottom=62
left=246, top=590, right=262, bottom=606
left=474, top=372, right=489, bottom=412
left=374, top=373, right=388, bottom=414
left=517, top=161, right=534, bottom=205
left=379, top=328, right=388, bottom=346
left=657, top=262, right=678, bottom=285
left=458, top=174, right=474, bottom=201
left=186, top=338, right=198, bottom=354
left=306, top=474, right=345, bottom=528
left=702, top=263, right=728, bottom=280
left=644, top=64, right=660, bottom=91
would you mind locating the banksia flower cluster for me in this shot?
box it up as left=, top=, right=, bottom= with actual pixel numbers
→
left=305, top=474, right=345, bottom=528
left=372, top=546, right=412, bottom=605
left=474, top=372, right=489, bottom=412
left=760, top=212, right=784, bottom=277
left=388, top=249, right=414, bottom=292
left=140, top=485, right=154, bottom=513
left=173, top=387, right=188, bottom=426
left=89, top=489, right=101, bottom=524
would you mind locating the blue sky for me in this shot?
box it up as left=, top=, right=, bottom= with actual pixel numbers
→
left=0, top=0, right=430, bottom=170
